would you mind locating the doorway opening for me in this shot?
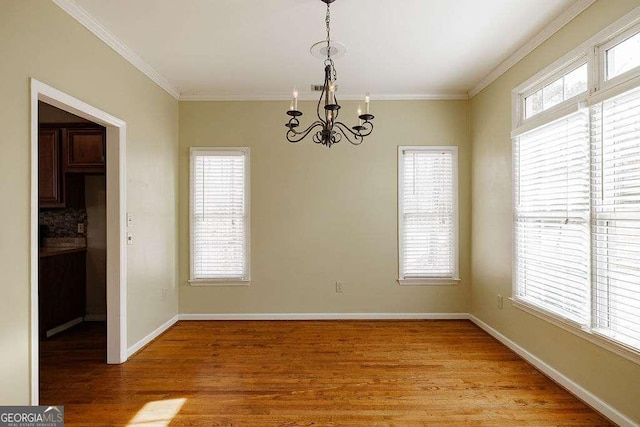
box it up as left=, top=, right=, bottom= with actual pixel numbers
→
left=30, top=79, right=127, bottom=405
left=38, top=101, right=107, bottom=401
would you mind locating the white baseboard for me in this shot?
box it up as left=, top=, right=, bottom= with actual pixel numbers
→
left=469, top=315, right=638, bottom=427
left=127, top=315, right=178, bottom=358
left=46, top=317, right=83, bottom=338
left=84, top=314, right=106, bottom=322
left=179, top=313, right=471, bottom=321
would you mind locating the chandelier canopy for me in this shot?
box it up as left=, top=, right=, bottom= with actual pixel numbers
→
left=285, top=0, right=375, bottom=148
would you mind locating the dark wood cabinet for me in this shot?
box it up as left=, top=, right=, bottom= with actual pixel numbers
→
left=38, top=124, right=105, bottom=209
left=38, top=250, right=86, bottom=338
left=38, top=129, right=63, bottom=207
left=64, top=128, right=105, bottom=173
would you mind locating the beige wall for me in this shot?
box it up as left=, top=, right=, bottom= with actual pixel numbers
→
left=179, top=100, right=471, bottom=314
left=39, top=101, right=91, bottom=124
left=0, top=0, right=178, bottom=404
left=470, top=0, right=640, bottom=421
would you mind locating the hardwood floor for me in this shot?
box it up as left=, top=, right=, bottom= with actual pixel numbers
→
left=40, top=320, right=613, bottom=426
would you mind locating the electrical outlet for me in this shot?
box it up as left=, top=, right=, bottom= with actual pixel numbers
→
left=161, top=288, right=169, bottom=301
left=77, top=223, right=85, bottom=233
left=127, top=213, right=133, bottom=227
left=336, top=281, right=344, bottom=293
left=127, top=232, right=133, bottom=245
left=497, top=294, right=504, bottom=309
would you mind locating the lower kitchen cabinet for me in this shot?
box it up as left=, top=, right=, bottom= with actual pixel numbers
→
left=39, top=250, right=86, bottom=338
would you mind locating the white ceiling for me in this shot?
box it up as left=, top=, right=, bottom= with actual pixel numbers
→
left=66, top=0, right=581, bottom=100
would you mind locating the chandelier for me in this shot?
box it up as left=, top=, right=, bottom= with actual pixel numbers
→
left=285, top=0, right=375, bottom=148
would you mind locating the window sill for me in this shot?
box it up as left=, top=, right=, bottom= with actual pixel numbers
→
left=398, top=278, right=460, bottom=286
left=511, top=297, right=640, bottom=366
left=188, top=279, right=251, bottom=287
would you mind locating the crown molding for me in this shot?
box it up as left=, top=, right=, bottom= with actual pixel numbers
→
left=179, top=91, right=469, bottom=101
left=469, top=0, right=596, bottom=98
left=372, top=92, right=469, bottom=101
left=52, top=0, right=591, bottom=102
left=52, top=0, right=181, bottom=100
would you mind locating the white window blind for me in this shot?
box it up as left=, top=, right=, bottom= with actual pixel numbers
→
left=399, top=147, right=458, bottom=281
left=190, top=148, right=249, bottom=281
left=591, top=86, right=640, bottom=350
left=514, top=111, right=591, bottom=324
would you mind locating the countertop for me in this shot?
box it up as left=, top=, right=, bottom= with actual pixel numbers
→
left=39, top=237, right=87, bottom=257
left=39, top=246, right=87, bottom=258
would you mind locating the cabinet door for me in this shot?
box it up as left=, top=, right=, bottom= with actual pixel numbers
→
left=65, top=128, right=105, bottom=172
left=39, top=129, right=63, bottom=207
left=39, top=251, right=87, bottom=338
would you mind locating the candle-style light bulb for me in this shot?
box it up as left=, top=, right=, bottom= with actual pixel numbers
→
left=329, top=81, right=335, bottom=104
left=365, top=92, right=370, bottom=114
left=357, top=105, right=363, bottom=126
left=293, top=87, right=298, bottom=111
left=290, top=102, right=294, bottom=112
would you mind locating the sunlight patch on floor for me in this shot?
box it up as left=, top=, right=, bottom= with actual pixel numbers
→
left=127, top=398, right=186, bottom=426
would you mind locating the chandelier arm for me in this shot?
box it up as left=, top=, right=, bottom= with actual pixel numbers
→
left=334, top=121, right=365, bottom=146
left=286, top=121, right=324, bottom=143
left=356, top=120, right=374, bottom=137
left=316, top=85, right=326, bottom=123
left=316, top=65, right=331, bottom=123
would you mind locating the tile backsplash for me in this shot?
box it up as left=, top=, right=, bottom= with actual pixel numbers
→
left=39, top=208, right=87, bottom=237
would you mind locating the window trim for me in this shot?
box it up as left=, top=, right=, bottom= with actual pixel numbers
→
left=397, top=146, right=460, bottom=286
left=189, top=147, right=251, bottom=285
left=511, top=7, right=640, bottom=364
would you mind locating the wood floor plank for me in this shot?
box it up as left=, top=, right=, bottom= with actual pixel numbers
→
left=39, top=320, right=613, bottom=426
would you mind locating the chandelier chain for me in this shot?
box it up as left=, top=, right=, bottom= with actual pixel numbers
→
left=325, top=2, right=336, bottom=81
left=325, top=2, right=330, bottom=56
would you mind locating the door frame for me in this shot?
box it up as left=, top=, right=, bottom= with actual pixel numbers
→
left=30, top=79, right=128, bottom=404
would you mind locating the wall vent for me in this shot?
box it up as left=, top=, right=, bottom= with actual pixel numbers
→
left=311, top=84, right=338, bottom=92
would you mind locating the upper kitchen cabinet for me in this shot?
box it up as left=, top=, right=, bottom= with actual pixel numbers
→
left=39, top=129, right=63, bottom=207
left=64, top=128, right=106, bottom=173
left=38, top=124, right=104, bottom=208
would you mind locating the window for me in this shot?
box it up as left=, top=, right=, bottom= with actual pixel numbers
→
left=606, top=31, right=640, bottom=80
left=513, top=19, right=640, bottom=358
left=524, top=63, right=588, bottom=119
left=190, top=147, right=250, bottom=283
left=398, top=146, right=458, bottom=285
